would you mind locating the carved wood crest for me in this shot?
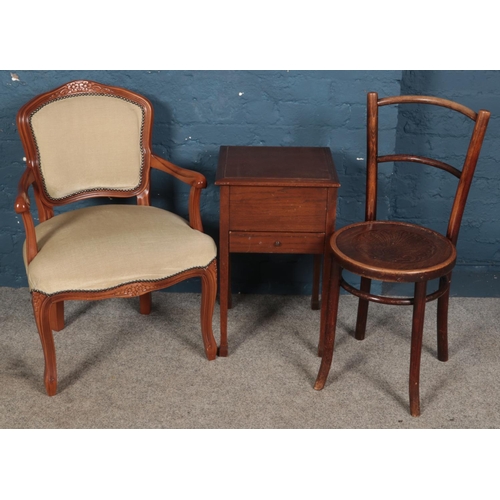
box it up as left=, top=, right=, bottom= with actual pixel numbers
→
left=49, top=80, right=115, bottom=98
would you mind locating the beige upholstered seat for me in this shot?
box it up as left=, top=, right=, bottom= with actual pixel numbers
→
left=24, top=205, right=217, bottom=295
left=15, top=80, right=220, bottom=396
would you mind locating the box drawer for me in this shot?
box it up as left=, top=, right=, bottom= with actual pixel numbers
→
left=229, top=186, right=327, bottom=232
left=229, top=231, right=325, bottom=254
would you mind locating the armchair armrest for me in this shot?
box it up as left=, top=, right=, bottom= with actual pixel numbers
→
left=14, top=168, right=38, bottom=264
left=151, top=154, right=207, bottom=232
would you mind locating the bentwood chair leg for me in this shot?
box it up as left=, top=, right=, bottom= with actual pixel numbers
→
left=409, top=281, right=427, bottom=417
left=355, top=277, right=371, bottom=340
left=314, top=260, right=342, bottom=391
left=437, top=274, right=451, bottom=362
left=32, top=292, right=58, bottom=396
left=317, top=253, right=333, bottom=357
left=311, top=255, right=322, bottom=310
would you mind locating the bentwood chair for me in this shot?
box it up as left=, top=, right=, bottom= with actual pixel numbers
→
left=314, top=92, right=490, bottom=416
left=15, top=80, right=218, bottom=396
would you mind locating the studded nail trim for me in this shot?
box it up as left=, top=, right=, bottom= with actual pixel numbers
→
left=30, top=258, right=217, bottom=297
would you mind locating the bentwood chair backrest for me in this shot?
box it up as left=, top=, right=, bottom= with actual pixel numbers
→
left=365, top=92, right=491, bottom=245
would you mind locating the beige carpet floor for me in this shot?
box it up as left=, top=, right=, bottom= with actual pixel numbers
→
left=1, top=286, right=499, bottom=428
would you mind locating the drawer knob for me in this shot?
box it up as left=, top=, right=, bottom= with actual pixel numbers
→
left=274, top=240, right=282, bottom=247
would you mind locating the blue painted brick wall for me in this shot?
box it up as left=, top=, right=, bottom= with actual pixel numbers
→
left=394, top=71, right=500, bottom=270
left=0, top=70, right=497, bottom=294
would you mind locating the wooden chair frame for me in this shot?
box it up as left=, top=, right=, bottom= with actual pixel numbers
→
left=15, top=80, right=218, bottom=396
left=315, top=92, right=490, bottom=416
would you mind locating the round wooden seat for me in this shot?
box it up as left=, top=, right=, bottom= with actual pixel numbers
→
left=331, top=221, right=457, bottom=282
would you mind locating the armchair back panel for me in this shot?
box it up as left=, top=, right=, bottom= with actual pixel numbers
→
left=17, top=81, right=154, bottom=206
left=31, top=95, right=144, bottom=199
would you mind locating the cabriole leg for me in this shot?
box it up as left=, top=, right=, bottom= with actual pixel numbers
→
left=49, top=301, right=64, bottom=331
left=32, top=292, right=58, bottom=396
left=140, top=292, right=152, bottom=315
left=201, top=260, right=218, bottom=360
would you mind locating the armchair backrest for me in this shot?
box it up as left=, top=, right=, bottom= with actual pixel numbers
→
left=365, top=92, right=490, bottom=245
left=17, top=80, right=154, bottom=212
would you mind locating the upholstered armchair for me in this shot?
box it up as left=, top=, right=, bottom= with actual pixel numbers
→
left=14, top=80, right=219, bottom=396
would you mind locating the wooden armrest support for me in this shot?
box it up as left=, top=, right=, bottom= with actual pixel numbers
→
left=15, top=168, right=34, bottom=213
left=14, top=168, right=38, bottom=263
left=15, top=191, right=30, bottom=213
left=151, top=155, right=207, bottom=232
left=151, top=155, right=207, bottom=188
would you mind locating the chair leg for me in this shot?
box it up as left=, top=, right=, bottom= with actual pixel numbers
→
left=314, top=260, right=342, bottom=391
left=409, top=281, right=427, bottom=417
left=317, top=254, right=333, bottom=357
left=355, top=277, right=371, bottom=340
left=32, top=292, right=58, bottom=396
left=437, top=274, right=451, bottom=362
left=201, top=260, right=218, bottom=360
left=140, top=292, right=152, bottom=315
left=311, top=255, right=322, bottom=310
left=49, top=301, right=65, bottom=331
